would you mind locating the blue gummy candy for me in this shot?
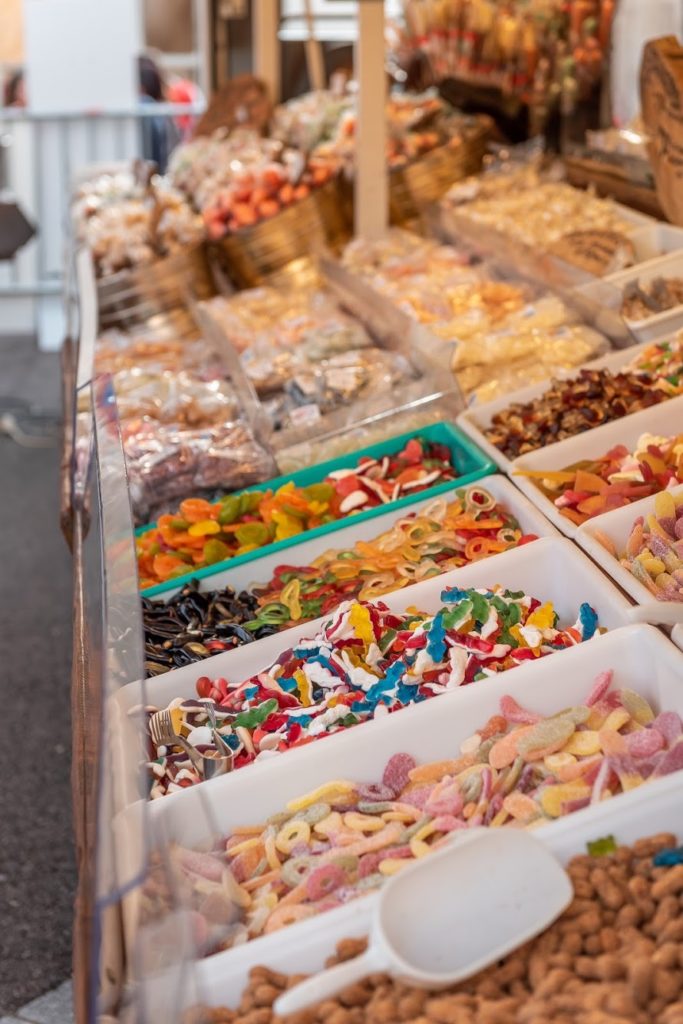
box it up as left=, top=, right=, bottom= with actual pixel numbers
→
left=653, top=846, right=683, bottom=867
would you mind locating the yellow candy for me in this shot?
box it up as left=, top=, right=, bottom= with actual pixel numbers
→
left=526, top=602, right=555, bottom=630
left=313, top=812, right=344, bottom=837
left=273, top=511, right=303, bottom=540
left=413, top=822, right=438, bottom=843
left=562, top=731, right=602, bottom=757
left=640, top=555, right=666, bottom=576
left=226, top=837, right=261, bottom=857
left=170, top=706, right=185, bottom=736
left=646, top=513, right=674, bottom=541
left=379, top=858, right=412, bottom=875
left=343, top=812, right=385, bottom=833
left=585, top=706, right=610, bottom=730
left=620, top=689, right=655, bottom=725
left=503, top=792, right=539, bottom=822
left=509, top=624, right=528, bottom=648
left=188, top=520, right=220, bottom=537
left=489, top=808, right=510, bottom=827
left=275, top=819, right=311, bottom=854
left=544, top=752, right=576, bottom=773
left=264, top=832, right=282, bottom=871
left=281, top=579, right=302, bottom=620
left=603, top=708, right=631, bottom=732
left=381, top=810, right=417, bottom=823
left=655, top=491, right=676, bottom=519
left=349, top=603, right=375, bottom=645
left=294, top=668, right=311, bottom=707
left=287, top=781, right=355, bottom=813
left=540, top=782, right=590, bottom=818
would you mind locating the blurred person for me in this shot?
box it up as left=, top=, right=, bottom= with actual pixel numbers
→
left=4, top=69, right=25, bottom=108
left=138, top=54, right=178, bottom=172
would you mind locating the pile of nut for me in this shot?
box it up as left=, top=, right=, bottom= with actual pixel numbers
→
left=185, top=831, right=683, bottom=1024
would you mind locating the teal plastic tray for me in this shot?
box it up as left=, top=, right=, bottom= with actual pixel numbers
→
left=138, top=421, right=495, bottom=598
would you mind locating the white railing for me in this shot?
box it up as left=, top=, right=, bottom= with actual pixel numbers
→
left=0, top=102, right=204, bottom=350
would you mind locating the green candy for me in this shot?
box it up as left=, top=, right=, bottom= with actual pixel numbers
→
left=587, top=835, right=617, bottom=858
left=234, top=697, right=278, bottom=730
left=203, top=538, right=230, bottom=564
left=169, top=517, right=190, bottom=531
left=218, top=496, right=241, bottom=525
left=303, top=482, right=334, bottom=504
left=235, top=522, right=270, bottom=547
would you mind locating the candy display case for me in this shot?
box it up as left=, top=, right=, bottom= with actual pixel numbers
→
left=59, top=44, right=683, bottom=1024
left=73, top=378, right=222, bottom=1024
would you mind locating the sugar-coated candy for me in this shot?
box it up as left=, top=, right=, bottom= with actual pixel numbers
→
left=598, top=490, right=683, bottom=601
left=153, top=669, right=683, bottom=955
left=143, top=586, right=602, bottom=797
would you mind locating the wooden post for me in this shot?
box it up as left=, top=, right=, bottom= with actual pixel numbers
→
left=355, top=0, right=387, bottom=240
left=303, top=0, right=326, bottom=92
left=253, top=0, right=281, bottom=103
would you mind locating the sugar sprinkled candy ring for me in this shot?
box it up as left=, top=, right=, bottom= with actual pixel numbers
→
left=275, top=829, right=573, bottom=1017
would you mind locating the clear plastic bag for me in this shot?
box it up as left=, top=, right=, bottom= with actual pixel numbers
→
left=125, top=418, right=276, bottom=523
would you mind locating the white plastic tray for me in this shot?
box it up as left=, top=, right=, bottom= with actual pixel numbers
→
left=673, top=625, right=683, bottom=652
left=580, top=251, right=683, bottom=344
left=509, top=397, right=683, bottom=538
left=128, top=624, right=683, bottom=1011
left=630, top=223, right=683, bottom=264
left=114, top=537, right=631, bottom=808
left=576, top=483, right=683, bottom=623
left=131, top=537, right=631, bottom=714
left=162, top=473, right=559, bottom=596
left=455, top=340, right=656, bottom=473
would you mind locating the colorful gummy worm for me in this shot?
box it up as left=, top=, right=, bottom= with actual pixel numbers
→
left=247, top=487, right=538, bottom=630
left=144, top=587, right=601, bottom=797
left=595, top=490, right=683, bottom=601
left=156, top=672, right=683, bottom=954
left=516, top=433, right=683, bottom=527
left=136, top=436, right=460, bottom=588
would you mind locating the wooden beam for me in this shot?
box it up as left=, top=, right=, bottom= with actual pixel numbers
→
left=253, top=0, right=280, bottom=103
left=354, top=0, right=387, bottom=239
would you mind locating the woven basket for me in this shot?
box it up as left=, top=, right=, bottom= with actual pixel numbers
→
left=389, top=116, right=491, bottom=225
left=97, top=243, right=216, bottom=331
left=212, top=178, right=351, bottom=289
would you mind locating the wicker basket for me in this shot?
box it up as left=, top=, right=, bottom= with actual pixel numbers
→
left=97, top=243, right=216, bottom=331
left=389, top=116, right=492, bottom=225
left=212, top=177, right=351, bottom=289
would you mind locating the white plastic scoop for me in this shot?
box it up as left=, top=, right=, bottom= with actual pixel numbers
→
left=275, top=829, right=573, bottom=1018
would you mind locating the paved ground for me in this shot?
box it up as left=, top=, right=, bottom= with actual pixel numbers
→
left=0, top=337, right=75, bottom=1017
